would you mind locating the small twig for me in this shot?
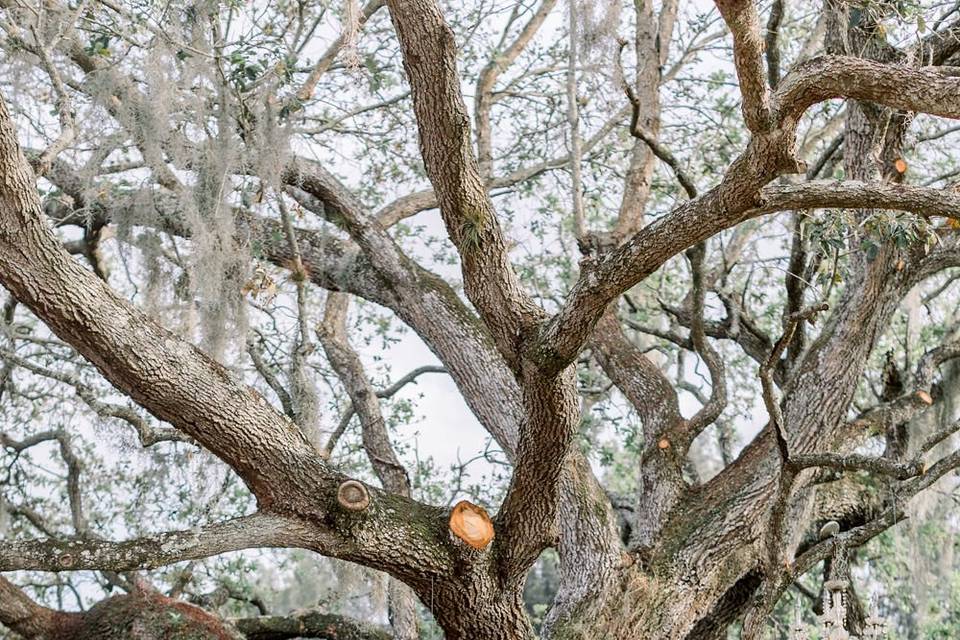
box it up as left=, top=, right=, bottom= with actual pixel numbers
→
left=0, top=349, right=187, bottom=446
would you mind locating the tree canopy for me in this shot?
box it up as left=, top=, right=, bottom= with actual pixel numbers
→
left=2, top=0, right=960, bottom=638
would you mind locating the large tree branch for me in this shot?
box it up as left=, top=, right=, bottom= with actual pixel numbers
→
left=385, top=0, right=542, bottom=371
left=386, top=0, right=594, bottom=589
left=0, top=103, right=318, bottom=506
left=776, top=57, right=960, bottom=121
left=716, top=0, right=774, bottom=132
left=319, top=293, right=411, bottom=496
left=535, top=175, right=960, bottom=377
left=317, top=292, right=419, bottom=639
left=792, top=428, right=960, bottom=578
left=535, top=53, right=960, bottom=377
left=23, top=0, right=532, bottom=468
left=375, top=107, right=628, bottom=227
left=591, top=309, right=682, bottom=441
left=0, top=513, right=308, bottom=572
left=44, top=164, right=526, bottom=459
left=758, top=180, right=960, bottom=218
left=0, top=88, right=480, bottom=593
left=0, top=576, right=79, bottom=639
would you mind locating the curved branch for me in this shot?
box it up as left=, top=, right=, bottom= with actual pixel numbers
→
left=375, top=107, right=628, bottom=227
left=536, top=178, right=960, bottom=376
left=776, top=57, right=960, bottom=122
left=318, top=293, right=410, bottom=496
left=0, top=87, right=468, bottom=592
left=792, top=437, right=960, bottom=578
left=293, top=0, right=386, bottom=103
left=0, top=576, right=79, bottom=639
left=475, top=0, right=558, bottom=176
left=684, top=244, right=727, bottom=437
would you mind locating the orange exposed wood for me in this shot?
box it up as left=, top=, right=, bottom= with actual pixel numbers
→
left=449, top=500, right=494, bottom=550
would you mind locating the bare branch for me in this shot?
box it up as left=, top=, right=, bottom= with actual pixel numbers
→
left=27, top=25, right=75, bottom=175
left=684, top=244, right=727, bottom=436
left=765, top=0, right=785, bottom=89
left=0, top=513, right=309, bottom=572
left=615, top=40, right=697, bottom=200
left=566, top=0, right=586, bottom=243
left=321, top=364, right=446, bottom=459
left=247, top=334, right=296, bottom=421
left=318, top=293, right=410, bottom=496
left=1, top=348, right=188, bottom=446
left=385, top=0, right=542, bottom=371
left=536, top=179, right=960, bottom=377
left=789, top=452, right=922, bottom=480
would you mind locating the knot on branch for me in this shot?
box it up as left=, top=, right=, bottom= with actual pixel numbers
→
left=448, top=500, right=494, bottom=550
left=336, top=480, right=370, bottom=512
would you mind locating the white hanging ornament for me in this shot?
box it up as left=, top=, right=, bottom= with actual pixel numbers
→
left=790, top=599, right=810, bottom=640
left=788, top=578, right=888, bottom=639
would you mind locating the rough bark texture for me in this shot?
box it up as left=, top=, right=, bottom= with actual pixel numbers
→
left=3, top=0, right=960, bottom=638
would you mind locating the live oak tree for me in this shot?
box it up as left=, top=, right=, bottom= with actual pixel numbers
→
left=3, top=0, right=960, bottom=638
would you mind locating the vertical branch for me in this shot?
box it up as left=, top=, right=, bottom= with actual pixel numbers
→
left=715, top=0, right=773, bottom=132
left=385, top=0, right=542, bottom=371
left=615, top=42, right=698, bottom=201
left=566, top=0, right=586, bottom=244
left=745, top=303, right=828, bottom=639
left=610, top=0, right=667, bottom=241
left=783, top=211, right=808, bottom=368
left=57, top=434, right=87, bottom=536
left=294, top=0, right=386, bottom=103
left=765, top=0, right=785, bottom=89
left=684, top=243, right=728, bottom=437
left=318, top=293, right=409, bottom=496
left=317, top=292, right=417, bottom=639
left=277, top=193, right=319, bottom=446
left=29, top=25, right=76, bottom=175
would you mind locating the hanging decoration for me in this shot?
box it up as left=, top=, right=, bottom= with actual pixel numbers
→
left=789, top=579, right=889, bottom=640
